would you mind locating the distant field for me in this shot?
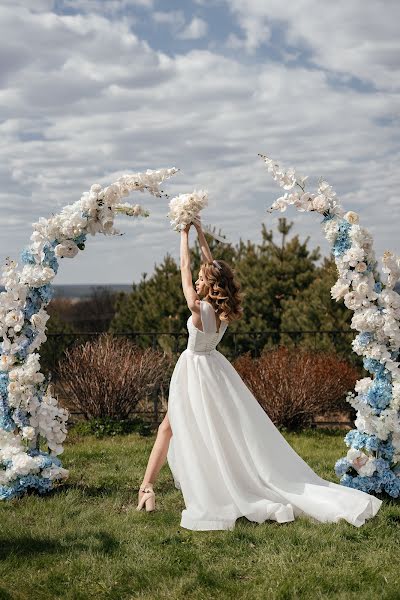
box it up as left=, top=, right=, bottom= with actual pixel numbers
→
left=0, top=283, right=133, bottom=300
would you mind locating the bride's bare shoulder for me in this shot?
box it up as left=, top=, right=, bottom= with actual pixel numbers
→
left=191, top=299, right=203, bottom=331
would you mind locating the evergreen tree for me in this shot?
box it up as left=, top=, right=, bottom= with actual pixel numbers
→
left=224, top=218, right=321, bottom=355
left=109, top=253, right=184, bottom=352
left=110, top=219, right=324, bottom=357
left=280, top=256, right=358, bottom=362
left=235, top=218, right=320, bottom=332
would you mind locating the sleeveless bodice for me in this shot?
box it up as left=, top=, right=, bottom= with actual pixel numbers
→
left=186, top=300, right=228, bottom=353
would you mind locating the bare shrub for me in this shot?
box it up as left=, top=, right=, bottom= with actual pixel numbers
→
left=55, top=333, right=173, bottom=419
left=233, top=346, right=360, bottom=430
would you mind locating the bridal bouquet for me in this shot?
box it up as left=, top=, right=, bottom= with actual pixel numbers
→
left=168, top=189, right=228, bottom=243
left=260, top=153, right=400, bottom=498
left=0, top=167, right=178, bottom=500
left=168, top=189, right=208, bottom=232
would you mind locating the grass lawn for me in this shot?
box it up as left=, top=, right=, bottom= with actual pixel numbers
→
left=0, top=428, right=399, bottom=600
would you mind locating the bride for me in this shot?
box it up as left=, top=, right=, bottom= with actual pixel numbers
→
left=136, top=218, right=383, bottom=530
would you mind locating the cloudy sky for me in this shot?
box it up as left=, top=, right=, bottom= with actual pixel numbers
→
left=0, top=0, right=399, bottom=284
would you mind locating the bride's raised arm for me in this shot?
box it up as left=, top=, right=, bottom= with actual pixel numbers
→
left=180, top=223, right=200, bottom=313
left=193, top=216, right=213, bottom=263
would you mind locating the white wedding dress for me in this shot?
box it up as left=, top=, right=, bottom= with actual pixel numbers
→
left=166, top=300, right=383, bottom=531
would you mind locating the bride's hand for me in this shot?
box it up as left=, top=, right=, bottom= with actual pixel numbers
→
left=182, top=222, right=192, bottom=234
left=193, top=216, right=202, bottom=231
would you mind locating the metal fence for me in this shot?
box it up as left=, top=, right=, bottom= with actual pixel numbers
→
left=45, top=328, right=356, bottom=360
left=43, top=329, right=357, bottom=429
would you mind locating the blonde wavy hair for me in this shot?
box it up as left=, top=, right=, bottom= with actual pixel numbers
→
left=200, top=259, right=244, bottom=323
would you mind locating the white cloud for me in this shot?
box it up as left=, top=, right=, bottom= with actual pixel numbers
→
left=178, top=17, right=208, bottom=40
left=152, top=12, right=208, bottom=43
left=223, top=0, right=400, bottom=90
left=0, top=2, right=398, bottom=286
left=62, top=0, right=154, bottom=12
left=2, top=0, right=55, bottom=9
left=152, top=10, right=185, bottom=28
left=4, top=0, right=154, bottom=14
left=225, top=15, right=270, bottom=54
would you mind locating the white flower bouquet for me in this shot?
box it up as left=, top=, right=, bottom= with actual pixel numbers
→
left=168, top=189, right=209, bottom=231
left=168, top=189, right=228, bottom=243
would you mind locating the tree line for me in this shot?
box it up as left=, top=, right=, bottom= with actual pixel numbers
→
left=45, top=217, right=374, bottom=366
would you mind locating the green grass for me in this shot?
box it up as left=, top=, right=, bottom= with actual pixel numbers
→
left=0, top=429, right=399, bottom=600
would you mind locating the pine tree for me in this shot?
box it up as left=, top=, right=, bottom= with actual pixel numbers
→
left=109, top=253, right=184, bottom=352
left=110, top=219, right=323, bottom=357
left=236, top=218, right=320, bottom=330
left=280, top=255, right=357, bottom=361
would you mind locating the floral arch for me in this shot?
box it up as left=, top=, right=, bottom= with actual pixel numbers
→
left=0, top=168, right=178, bottom=500
left=1, top=156, right=399, bottom=501
left=261, top=154, right=400, bottom=498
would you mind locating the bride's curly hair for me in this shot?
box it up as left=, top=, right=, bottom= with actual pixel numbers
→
left=200, top=259, right=244, bottom=323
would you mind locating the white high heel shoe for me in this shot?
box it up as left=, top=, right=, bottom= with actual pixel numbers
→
left=136, top=484, right=155, bottom=512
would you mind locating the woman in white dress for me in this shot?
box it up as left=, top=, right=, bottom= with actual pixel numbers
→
left=136, top=219, right=383, bottom=530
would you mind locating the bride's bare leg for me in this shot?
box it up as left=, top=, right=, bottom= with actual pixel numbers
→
left=139, top=412, right=173, bottom=490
